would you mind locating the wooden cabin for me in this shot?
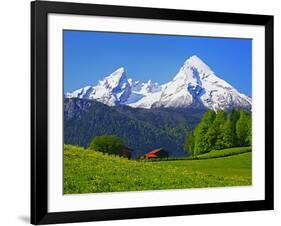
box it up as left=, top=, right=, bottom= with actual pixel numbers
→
left=118, top=147, right=132, bottom=159
left=144, top=148, right=169, bottom=159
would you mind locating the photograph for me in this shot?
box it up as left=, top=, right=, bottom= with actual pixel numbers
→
left=63, top=30, right=252, bottom=194
left=29, top=1, right=274, bottom=224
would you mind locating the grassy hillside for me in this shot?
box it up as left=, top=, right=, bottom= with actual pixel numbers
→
left=193, top=146, right=252, bottom=160
left=64, top=145, right=252, bottom=194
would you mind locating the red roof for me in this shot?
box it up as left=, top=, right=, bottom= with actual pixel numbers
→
left=144, top=148, right=163, bottom=158
left=146, top=149, right=162, bottom=154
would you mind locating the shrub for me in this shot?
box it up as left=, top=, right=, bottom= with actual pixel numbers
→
left=88, top=135, right=125, bottom=155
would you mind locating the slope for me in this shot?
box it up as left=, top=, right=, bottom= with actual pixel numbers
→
left=64, top=98, right=204, bottom=157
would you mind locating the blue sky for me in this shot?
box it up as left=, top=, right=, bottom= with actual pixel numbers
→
left=64, top=30, right=252, bottom=96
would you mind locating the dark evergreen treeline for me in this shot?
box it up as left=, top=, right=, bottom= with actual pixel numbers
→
left=64, top=98, right=204, bottom=157
left=185, top=109, right=252, bottom=156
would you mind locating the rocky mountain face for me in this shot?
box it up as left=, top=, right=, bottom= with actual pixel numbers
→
left=66, top=55, right=251, bottom=111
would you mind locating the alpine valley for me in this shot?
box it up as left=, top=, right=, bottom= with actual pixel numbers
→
left=64, top=55, right=252, bottom=157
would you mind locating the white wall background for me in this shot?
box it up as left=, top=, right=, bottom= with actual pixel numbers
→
left=0, top=0, right=279, bottom=225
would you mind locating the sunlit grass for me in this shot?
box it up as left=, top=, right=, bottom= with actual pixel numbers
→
left=64, top=145, right=252, bottom=194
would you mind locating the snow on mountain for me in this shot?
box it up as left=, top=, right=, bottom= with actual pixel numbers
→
left=65, top=85, right=94, bottom=99
left=66, top=55, right=252, bottom=110
left=153, top=55, right=252, bottom=110
left=67, top=67, right=131, bottom=106
left=125, top=80, right=162, bottom=109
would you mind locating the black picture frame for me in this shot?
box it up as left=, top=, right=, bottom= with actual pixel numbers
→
left=31, top=0, right=274, bottom=224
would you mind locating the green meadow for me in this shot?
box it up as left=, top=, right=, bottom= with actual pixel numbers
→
left=64, top=145, right=252, bottom=194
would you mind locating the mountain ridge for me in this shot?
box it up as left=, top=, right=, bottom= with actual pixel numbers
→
left=66, top=55, right=251, bottom=111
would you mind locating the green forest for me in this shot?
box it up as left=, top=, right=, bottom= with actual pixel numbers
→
left=64, top=98, right=204, bottom=157
left=185, top=109, right=252, bottom=156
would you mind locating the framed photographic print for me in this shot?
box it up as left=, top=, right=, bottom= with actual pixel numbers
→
left=31, top=0, right=274, bottom=224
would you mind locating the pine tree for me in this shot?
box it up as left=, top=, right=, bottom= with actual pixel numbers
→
left=184, top=109, right=251, bottom=157
left=184, top=132, right=195, bottom=156
left=205, top=126, right=217, bottom=151
left=222, top=109, right=239, bottom=148
left=247, top=117, right=252, bottom=145
left=236, top=110, right=251, bottom=146
left=213, top=110, right=226, bottom=150
left=194, top=110, right=216, bottom=155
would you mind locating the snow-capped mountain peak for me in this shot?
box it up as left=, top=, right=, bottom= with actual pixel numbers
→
left=66, top=56, right=252, bottom=111
left=67, top=67, right=131, bottom=106
left=98, top=67, right=126, bottom=88
left=174, top=55, right=213, bottom=81
left=106, top=67, right=125, bottom=79
left=184, top=55, right=212, bottom=73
